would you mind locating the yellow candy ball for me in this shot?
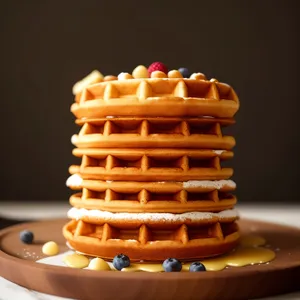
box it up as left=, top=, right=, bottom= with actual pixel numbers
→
left=190, top=73, right=206, bottom=80
left=88, top=257, right=111, bottom=271
left=118, top=72, right=133, bottom=80
left=168, top=70, right=183, bottom=78
left=132, top=65, right=149, bottom=79
left=42, top=241, right=59, bottom=256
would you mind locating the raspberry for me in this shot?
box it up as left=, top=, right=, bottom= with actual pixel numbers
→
left=148, top=62, right=168, bottom=75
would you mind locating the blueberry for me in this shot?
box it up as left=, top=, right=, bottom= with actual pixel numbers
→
left=112, top=253, right=130, bottom=270
left=189, top=261, right=206, bottom=272
left=178, top=67, right=190, bottom=78
left=20, top=230, right=34, bottom=244
left=162, top=258, right=182, bottom=272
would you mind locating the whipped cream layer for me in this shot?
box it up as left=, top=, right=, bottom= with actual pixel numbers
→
left=66, top=174, right=83, bottom=188
left=68, top=207, right=238, bottom=223
left=212, top=150, right=225, bottom=155
left=183, top=180, right=236, bottom=189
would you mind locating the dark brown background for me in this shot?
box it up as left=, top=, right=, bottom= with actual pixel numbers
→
left=0, top=0, right=299, bottom=202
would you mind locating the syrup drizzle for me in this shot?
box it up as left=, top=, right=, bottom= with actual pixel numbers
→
left=122, top=235, right=275, bottom=272
left=56, top=235, right=275, bottom=272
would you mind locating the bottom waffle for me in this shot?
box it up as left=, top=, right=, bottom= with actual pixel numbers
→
left=63, top=218, right=240, bottom=261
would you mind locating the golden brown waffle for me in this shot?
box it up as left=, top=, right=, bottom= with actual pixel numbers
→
left=63, top=219, right=239, bottom=261
left=71, top=117, right=235, bottom=149
left=67, top=180, right=236, bottom=213
left=69, top=148, right=233, bottom=181
left=65, top=69, right=241, bottom=261
left=71, top=78, right=239, bottom=119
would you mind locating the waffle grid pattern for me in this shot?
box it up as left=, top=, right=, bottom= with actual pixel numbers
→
left=64, top=219, right=239, bottom=260
left=79, top=119, right=223, bottom=136
left=72, top=119, right=235, bottom=149
left=65, top=74, right=240, bottom=260
left=69, top=180, right=236, bottom=213
left=71, top=219, right=237, bottom=244
left=78, top=79, right=237, bottom=103
left=70, top=148, right=233, bottom=181
left=71, top=79, right=239, bottom=119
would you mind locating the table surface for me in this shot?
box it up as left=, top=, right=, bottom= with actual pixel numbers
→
left=0, top=202, right=299, bottom=300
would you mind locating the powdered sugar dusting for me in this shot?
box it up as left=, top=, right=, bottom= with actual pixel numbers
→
left=218, top=209, right=239, bottom=219
left=66, top=174, right=83, bottom=188
left=68, top=207, right=238, bottom=223
left=66, top=177, right=234, bottom=190
left=183, top=180, right=236, bottom=190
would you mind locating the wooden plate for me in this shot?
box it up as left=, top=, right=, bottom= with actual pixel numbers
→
left=0, top=219, right=299, bottom=300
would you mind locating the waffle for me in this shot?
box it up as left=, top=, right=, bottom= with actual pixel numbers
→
left=67, top=179, right=236, bottom=213
left=71, top=117, right=235, bottom=149
left=69, top=148, right=233, bottom=181
left=71, top=78, right=239, bottom=119
left=64, top=66, right=241, bottom=262
left=63, top=218, right=239, bottom=261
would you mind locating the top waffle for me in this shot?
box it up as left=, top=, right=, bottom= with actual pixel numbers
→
left=71, top=68, right=240, bottom=119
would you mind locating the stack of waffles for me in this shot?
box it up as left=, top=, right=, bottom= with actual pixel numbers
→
left=63, top=66, right=240, bottom=261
